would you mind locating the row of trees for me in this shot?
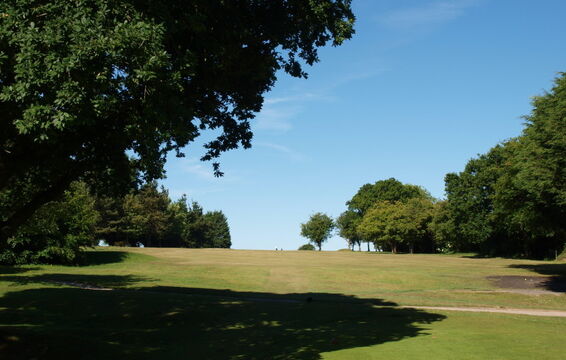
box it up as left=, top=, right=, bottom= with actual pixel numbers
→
left=336, top=178, right=435, bottom=254
left=0, top=182, right=231, bottom=264
left=304, top=73, right=565, bottom=258
left=95, top=182, right=231, bottom=249
left=300, top=178, right=435, bottom=253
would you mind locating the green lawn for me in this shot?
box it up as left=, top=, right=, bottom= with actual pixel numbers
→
left=1, top=248, right=565, bottom=359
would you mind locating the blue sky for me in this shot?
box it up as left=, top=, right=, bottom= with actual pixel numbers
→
left=160, top=0, right=566, bottom=251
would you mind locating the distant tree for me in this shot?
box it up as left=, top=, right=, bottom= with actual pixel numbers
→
left=442, top=147, right=503, bottom=253
left=336, top=210, right=363, bottom=251
left=346, top=178, right=432, bottom=252
left=435, top=74, right=566, bottom=258
left=173, top=201, right=232, bottom=248
left=492, top=74, right=566, bottom=257
left=429, top=200, right=458, bottom=252
left=357, top=201, right=404, bottom=254
left=298, top=243, right=316, bottom=251
left=347, top=178, right=430, bottom=215
left=164, top=195, right=191, bottom=248
left=356, top=198, right=433, bottom=254
left=94, top=196, right=130, bottom=246
left=397, top=198, right=434, bottom=254
left=203, top=211, right=232, bottom=248
left=184, top=201, right=208, bottom=248
left=122, top=182, right=171, bottom=247
left=300, top=213, right=335, bottom=251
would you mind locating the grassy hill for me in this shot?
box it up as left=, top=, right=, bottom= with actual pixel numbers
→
left=1, top=248, right=565, bottom=359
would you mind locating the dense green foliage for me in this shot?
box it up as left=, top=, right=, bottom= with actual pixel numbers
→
left=336, top=210, right=362, bottom=251
left=199, top=211, right=232, bottom=249
left=0, top=182, right=231, bottom=264
left=347, top=178, right=430, bottom=215
left=300, top=213, right=335, bottom=251
left=434, top=74, right=566, bottom=258
left=298, top=243, right=316, bottom=251
left=357, top=198, right=434, bottom=254
left=0, top=0, right=355, bottom=243
left=0, top=182, right=99, bottom=264
left=357, top=201, right=404, bottom=253
left=343, top=178, right=434, bottom=253
left=428, top=200, right=457, bottom=251
left=333, top=75, right=566, bottom=258
left=95, top=182, right=231, bottom=249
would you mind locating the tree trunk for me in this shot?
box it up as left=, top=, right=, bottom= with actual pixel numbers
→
left=367, top=241, right=370, bottom=252
left=391, top=242, right=397, bottom=254
left=318, top=243, right=321, bottom=251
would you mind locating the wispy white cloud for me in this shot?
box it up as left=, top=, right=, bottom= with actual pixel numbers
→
left=180, top=159, right=217, bottom=180
left=379, top=0, right=479, bottom=30
left=178, top=158, right=242, bottom=182
left=256, top=142, right=307, bottom=162
left=254, top=105, right=300, bottom=132
left=255, top=92, right=335, bottom=132
left=264, top=92, right=335, bottom=105
left=325, top=69, right=388, bottom=91
left=255, top=70, right=386, bottom=133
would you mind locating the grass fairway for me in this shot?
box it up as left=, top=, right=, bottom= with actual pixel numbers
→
left=1, top=248, right=565, bottom=359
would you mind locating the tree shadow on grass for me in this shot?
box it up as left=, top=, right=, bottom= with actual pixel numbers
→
left=0, top=266, right=39, bottom=275
left=508, top=263, right=566, bottom=293
left=80, top=250, right=130, bottom=266
left=0, top=273, right=147, bottom=289
left=0, top=274, right=446, bottom=360
left=461, top=254, right=491, bottom=259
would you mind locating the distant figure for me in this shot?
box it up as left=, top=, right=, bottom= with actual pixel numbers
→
left=275, top=248, right=278, bottom=251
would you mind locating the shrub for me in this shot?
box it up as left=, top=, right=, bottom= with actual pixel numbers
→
left=298, top=243, right=316, bottom=251
left=0, top=182, right=99, bottom=265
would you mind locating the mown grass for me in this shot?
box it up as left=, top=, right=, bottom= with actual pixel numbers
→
left=1, top=247, right=565, bottom=359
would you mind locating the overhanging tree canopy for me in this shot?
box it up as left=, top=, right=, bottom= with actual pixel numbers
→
left=0, top=0, right=355, bottom=242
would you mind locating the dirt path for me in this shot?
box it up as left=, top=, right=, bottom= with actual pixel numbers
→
left=400, top=305, right=566, bottom=318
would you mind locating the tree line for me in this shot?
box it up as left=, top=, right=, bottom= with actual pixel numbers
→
left=302, top=73, right=565, bottom=259
left=431, top=73, right=565, bottom=259
left=299, top=178, right=435, bottom=253
left=0, top=182, right=231, bottom=265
